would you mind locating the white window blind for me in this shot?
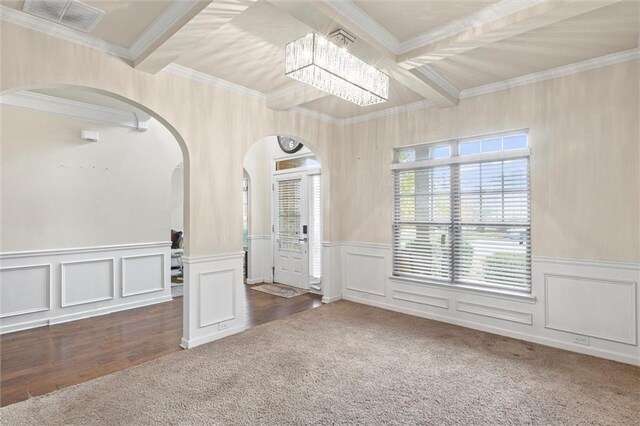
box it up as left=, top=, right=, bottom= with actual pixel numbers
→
left=392, top=132, right=531, bottom=293
left=276, top=179, right=301, bottom=250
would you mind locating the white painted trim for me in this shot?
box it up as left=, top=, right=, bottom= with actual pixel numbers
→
left=389, top=275, right=537, bottom=304
left=459, top=48, right=640, bottom=100
left=392, top=288, right=449, bottom=310
left=247, top=235, right=270, bottom=241
left=543, top=273, right=637, bottom=345
left=163, top=63, right=265, bottom=100
left=245, top=278, right=263, bottom=285
left=321, top=294, right=343, bottom=304
left=182, top=252, right=245, bottom=264
left=343, top=293, right=639, bottom=366
left=0, top=264, right=52, bottom=318
left=121, top=253, right=166, bottom=297
left=128, top=0, right=202, bottom=60
left=0, top=91, right=151, bottom=130
left=413, top=66, right=460, bottom=99
left=456, top=300, right=533, bottom=325
left=0, top=241, right=171, bottom=259
left=337, top=99, right=434, bottom=125
left=341, top=241, right=391, bottom=250
left=180, top=324, right=247, bottom=349
left=397, top=0, right=540, bottom=54
left=391, top=148, right=530, bottom=170
left=533, top=255, right=640, bottom=271
left=60, top=257, right=115, bottom=307
left=198, top=268, right=237, bottom=328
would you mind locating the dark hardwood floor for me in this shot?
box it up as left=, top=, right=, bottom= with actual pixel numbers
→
left=0, top=285, right=322, bottom=407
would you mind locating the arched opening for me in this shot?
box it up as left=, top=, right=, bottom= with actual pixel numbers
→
left=242, top=135, right=325, bottom=326
left=0, top=85, right=190, bottom=402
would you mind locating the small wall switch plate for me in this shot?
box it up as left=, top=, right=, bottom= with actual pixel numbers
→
left=218, top=321, right=230, bottom=331
left=572, top=334, right=590, bottom=346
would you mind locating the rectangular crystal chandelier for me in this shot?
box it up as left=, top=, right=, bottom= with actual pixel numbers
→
left=285, top=33, right=390, bottom=107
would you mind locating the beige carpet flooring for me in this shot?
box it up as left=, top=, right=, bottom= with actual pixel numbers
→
left=1, top=301, right=638, bottom=425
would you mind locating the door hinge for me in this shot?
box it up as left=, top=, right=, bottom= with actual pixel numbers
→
left=272, top=224, right=274, bottom=233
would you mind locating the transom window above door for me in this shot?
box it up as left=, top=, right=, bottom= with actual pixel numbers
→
left=392, top=131, right=531, bottom=294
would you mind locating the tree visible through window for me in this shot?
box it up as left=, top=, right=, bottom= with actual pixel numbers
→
left=392, top=132, right=531, bottom=293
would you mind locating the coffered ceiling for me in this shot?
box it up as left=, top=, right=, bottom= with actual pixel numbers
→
left=2, top=0, right=638, bottom=120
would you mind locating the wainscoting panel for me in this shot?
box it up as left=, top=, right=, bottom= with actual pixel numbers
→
left=246, top=235, right=271, bottom=284
left=182, top=252, right=245, bottom=349
left=0, top=264, right=50, bottom=318
left=122, top=253, right=166, bottom=297
left=0, top=242, right=172, bottom=334
left=456, top=300, right=533, bottom=325
left=545, top=274, right=636, bottom=344
left=61, top=258, right=115, bottom=307
left=343, top=249, right=387, bottom=297
left=340, top=242, right=640, bottom=365
left=199, top=269, right=236, bottom=328
left=392, top=288, right=449, bottom=310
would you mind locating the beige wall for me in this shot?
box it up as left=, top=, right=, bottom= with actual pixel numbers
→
left=0, top=22, right=338, bottom=256
left=171, top=165, right=184, bottom=231
left=0, top=107, right=182, bottom=251
left=2, top=22, right=637, bottom=263
left=336, top=60, right=640, bottom=262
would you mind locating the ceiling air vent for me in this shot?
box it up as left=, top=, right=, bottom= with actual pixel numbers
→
left=23, top=0, right=105, bottom=33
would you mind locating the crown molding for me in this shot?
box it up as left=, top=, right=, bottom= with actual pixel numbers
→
left=163, top=63, right=265, bottom=100
left=1, top=1, right=203, bottom=63
left=0, top=4, right=132, bottom=59
left=459, top=47, right=640, bottom=100
left=338, top=99, right=434, bottom=125
left=0, top=91, right=152, bottom=131
left=321, top=0, right=399, bottom=53
left=397, top=0, right=541, bottom=54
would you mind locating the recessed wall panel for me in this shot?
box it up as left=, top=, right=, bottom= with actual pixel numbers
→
left=345, top=252, right=386, bottom=296
left=199, top=269, right=235, bottom=328
left=0, top=264, right=50, bottom=317
left=61, top=258, right=114, bottom=307
left=545, top=274, right=637, bottom=344
left=122, top=253, right=164, bottom=297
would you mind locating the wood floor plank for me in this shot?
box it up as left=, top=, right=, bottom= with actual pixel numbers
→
left=1, top=284, right=322, bottom=407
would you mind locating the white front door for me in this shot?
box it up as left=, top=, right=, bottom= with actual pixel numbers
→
left=273, top=174, right=309, bottom=289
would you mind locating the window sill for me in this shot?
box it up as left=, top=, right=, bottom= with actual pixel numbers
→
left=388, top=276, right=537, bottom=304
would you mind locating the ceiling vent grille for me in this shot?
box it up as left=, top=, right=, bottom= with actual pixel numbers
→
left=23, top=0, right=104, bottom=33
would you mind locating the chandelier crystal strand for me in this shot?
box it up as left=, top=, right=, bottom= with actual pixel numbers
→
left=285, top=33, right=389, bottom=107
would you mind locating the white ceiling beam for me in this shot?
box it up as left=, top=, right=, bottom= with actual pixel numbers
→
left=397, top=0, right=623, bottom=69
left=266, top=84, right=329, bottom=111
left=269, top=0, right=458, bottom=107
left=134, top=0, right=257, bottom=74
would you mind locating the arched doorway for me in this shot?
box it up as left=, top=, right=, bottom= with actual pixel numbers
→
left=242, top=135, right=325, bottom=326
left=0, top=85, right=190, bottom=404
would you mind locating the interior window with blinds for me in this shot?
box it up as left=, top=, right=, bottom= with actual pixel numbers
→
left=392, top=132, right=531, bottom=293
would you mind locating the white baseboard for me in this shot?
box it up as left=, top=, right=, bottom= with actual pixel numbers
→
left=343, top=294, right=639, bottom=366
left=245, top=278, right=263, bottom=285
left=322, top=294, right=342, bottom=304
left=180, top=324, right=247, bottom=349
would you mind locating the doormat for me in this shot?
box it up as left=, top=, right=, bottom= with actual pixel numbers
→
left=251, top=283, right=308, bottom=299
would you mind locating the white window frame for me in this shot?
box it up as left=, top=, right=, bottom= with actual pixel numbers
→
left=391, top=130, right=532, bottom=297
